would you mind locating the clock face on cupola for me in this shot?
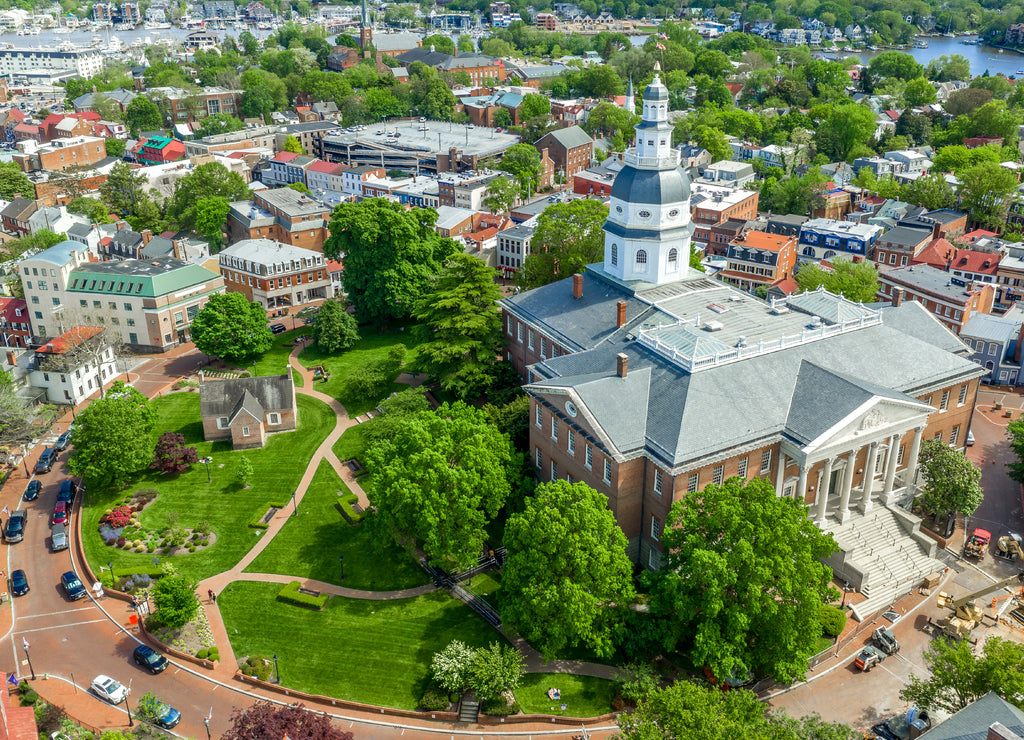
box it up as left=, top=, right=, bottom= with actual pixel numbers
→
left=603, top=62, right=695, bottom=285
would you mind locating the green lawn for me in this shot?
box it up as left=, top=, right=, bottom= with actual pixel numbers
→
left=332, top=423, right=368, bottom=465
left=298, top=325, right=424, bottom=417
left=248, top=326, right=308, bottom=379
left=81, top=392, right=336, bottom=582
left=244, top=458, right=428, bottom=591
left=465, top=571, right=501, bottom=597
left=515, top=673, right=616, bottom=717
left=218, top=581, right=500, bottom=709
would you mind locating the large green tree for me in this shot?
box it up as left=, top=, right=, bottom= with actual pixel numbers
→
left=957, top=160, right=1019, bottom=230
left=165, top=162, right=249, bottom=232
left=483, top=177, right=520, bottom=214
left=502, top=480, right=635, bottom=660
left=794, top=259, right=880, bottom=303
left=365, top=402, right=512, bottom=570
left=124, top=96, right=163, bottom=136
left=325, top=199, right=460, bottom=325
left=150, top=573, right=199, bottom=629
left=412, top=254, right=503, bottom=400
left=0, top=162, right=35, bottom=200
left=190, top=293, right=274, bottom=364
left=653, top=477, right=838, bottom=683
left=901, top=637, right=1024, bottom=713
left=67, top=381, right=156, bottom=487
left=468, top=643, right=525, bottom=704
left=516, top=199, right=608, bottom=290
left=917, top=438, right=983, bottom=519
left=901, top=173, right=955, bottom=211
left=814, top=104, right=878, bottom=162
left=192, top=113, right=245, bottom=138
left=193, top=197, right=231, bottom=251
left=312, top=300, right=360, bottom=353
left=99, top=162, right=151, bottom=221
left=499, top=143, right=543, bottom=193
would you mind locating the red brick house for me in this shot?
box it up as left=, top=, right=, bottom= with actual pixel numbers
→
left=199, top=371, right=297, bottom=450
left=0, top=297, right=30, bottom=347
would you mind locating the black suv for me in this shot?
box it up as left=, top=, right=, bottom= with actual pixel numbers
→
left=270, top=323, right=287, bottom=334
left=34, top=448, right=57, bottom=474
left=57, top=479, right=78, bottom=505
left=23, top=480, right=41, bottom=501
left=61, top=571, right=87, bottom=600
left=133, top=645, right=169, bottom=674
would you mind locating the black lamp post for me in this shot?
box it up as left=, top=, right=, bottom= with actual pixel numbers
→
left=123, top=695, right=133, bottom=727
left=273, top=653, right=280, bottom=684
left=203, top=717, right=211, bottom=740
left=339, top=555, right=344, bottom=582
left=201, top=456, right=213, bottom=483
left=108, top=560, right=114, bottom=587
left=22, top=638, right=34, bottom=681
left=291, top=490, right=297, bottom=516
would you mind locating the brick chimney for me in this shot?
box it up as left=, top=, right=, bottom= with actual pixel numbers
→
left=616, top=300, right=627, bottom=328
left=986, top=724, right=1021, bottom=740
left=892, top=288, right=904, bottom=307
left=6, top=350, right=15, bottom=366
left=932, top=220, right=942, bottom=240
left=141, top=229, right=152, bottom=245
left=616, top=352, right=628, bottom=378
left=172, top=239, right=184, bottom=260
left=116, top=219, right=127, bottom=231
left=572, top=273, right=583, bottom=299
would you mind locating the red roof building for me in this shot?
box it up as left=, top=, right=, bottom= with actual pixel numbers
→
left=0, top=297, right=30, bottom=347
left=36, top=326, right=105, bottom=354
left=0, top=680, right=38, bottom=740
left=913, top=238, right=1001, bottom=285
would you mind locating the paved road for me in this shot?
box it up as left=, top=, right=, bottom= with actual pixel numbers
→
left=969, top=389, right=1024, bottom=552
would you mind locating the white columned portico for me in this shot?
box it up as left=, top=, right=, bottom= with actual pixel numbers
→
left=815, top=457, right=833, bottom=524
left=775, top=452, right=787, bottom=495
left=883, top=432, right=902, bottom=503
left=905, top=426, right=925, bottom=486
left=797, top=464, right=808, bottom=504
left=837, top=449, right=857, bottom=524
left=860, top=440, right=878, bottom=513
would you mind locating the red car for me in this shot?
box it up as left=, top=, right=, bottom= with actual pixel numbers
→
left=51, top=500, right=69, bottom=526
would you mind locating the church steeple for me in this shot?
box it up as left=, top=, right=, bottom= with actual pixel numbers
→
left=360, top=0, right=373, bottom=49
left=624, top=77, right=635, bottom=114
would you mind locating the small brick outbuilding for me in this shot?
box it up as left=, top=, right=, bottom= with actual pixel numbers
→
left=198, top=369, right=297, bottom=450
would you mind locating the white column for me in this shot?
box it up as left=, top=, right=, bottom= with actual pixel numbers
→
left=905, top=426, right=925, bottom=487
left=838, top=449, right=857, bottom=524
left=796, top=464, right=808, bottom=505
left=860, top=440, right=878, bottom=513
left=882, top=432, right=902, bottom=503
left=775, top=452, right=787, bottom=495
left=815, top=457, right=833, bottom=524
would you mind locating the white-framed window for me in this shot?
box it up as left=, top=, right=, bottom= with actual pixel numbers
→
left=535, top=404, right=542, bottom=428
left=934, top=431, right=942, bottom=442
left=940, top=390, right=950, bottom=411
left=585, top=445, right=592, bottom=469
left=648, top=548, right=659, bottom=569
left=687, top=472, right=698, bottom=493
left=551, top=416, right=558, bottom=441
left=517, top=322, right=522, bottom=343
left=760, top=449, right=772, bottom=473
left=603, top=458, right=611, bottom=484
left=737, top=457, right=748, bottom=478
left=528, top=330, right=534, bottom=350
left=897, top=444, right=905, bottom=465
left=650, top=515, right=661, bottom=541
left=217, top=416, right=229, bottom=429
left=653, top=468, right=663, bottom=495
left=540, top=337, right=547, bottom=358
left=958, top=384, right=968, bottom=406
left=551, top=461, right=557, bottom=480
left=567, top=431, right=575, bottom=455
left=713, top=464, right=724, bottom=485
left=242, top=426, right=251, bottom=437
left=950, top=426, right=960, bottom=446
left=267, top=412, right=281, bottom=426
left=989, top=342, right=998, bottom=356
left=536, top=448, right=542, bottom=468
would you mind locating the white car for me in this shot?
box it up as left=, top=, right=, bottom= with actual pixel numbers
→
left=90, top=675, right=129, bottom=704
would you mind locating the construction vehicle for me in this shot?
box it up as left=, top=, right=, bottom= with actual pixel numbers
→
left=871, top=626, right=900, bottom=655
left=996, top=533, right=1024, bottom=561
left=935, top=569, right=1024, bottom=639
left=963, top=528, right=991, bottom=559
left=854, top=645, right=885, bottom=671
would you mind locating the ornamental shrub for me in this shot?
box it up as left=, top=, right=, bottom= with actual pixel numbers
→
left=819, top=603, right=847, bottom=637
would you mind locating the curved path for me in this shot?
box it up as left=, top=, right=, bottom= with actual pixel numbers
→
left=0, top=340, right=619, bottom=740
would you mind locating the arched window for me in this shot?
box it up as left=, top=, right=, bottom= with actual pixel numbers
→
left=610, top=243, right=618, bottom=266
left=802, top=246, right=816, bottom=257
left=636, top=250, right=648, bottom=269
left=823, top=250, right=837, bottom=260
left=668, top=248, right=678, bottom=270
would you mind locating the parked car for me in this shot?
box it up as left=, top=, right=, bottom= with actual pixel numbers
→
left=57, top=479, right=78, bottom=505
left=133, top=645, right=169, bottom=674
left=51, top=500, right=69, bottom=526
left=90, top=675, right=129, bottom=704
left=23, top=480, right=41, bottom=501
left=967, top=430, right=975, bottom=446
left=149, top=701, right=181, bottom=729
left=53, top=431, right=72, bottom=451
left=5, top=510, right=26, bottom=543
left=270, top=323, right=287, bottom=334
left=50, top=523, right=69, bottom=552
left=61, top=571, right=87, bottom=600
left=34, top=448, right=57, bottom=474
left=10, top=569, right=29, bottom=596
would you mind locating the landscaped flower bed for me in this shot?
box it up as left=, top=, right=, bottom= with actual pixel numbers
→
left=99, top=489, right=216, bottom=555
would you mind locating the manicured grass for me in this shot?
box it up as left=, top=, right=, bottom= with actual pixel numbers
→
left=332, top=423, right=368, bottom=465
left=80, top=392, right=335, bottom=582
left=244, top=459, right=427, bottom=591
left=219, top=581, right=501, bottom=709
left=515, top=673, right=616, bottom=717
left=298, top=325, right=424, bottom=417
left=813, top=635, right=835, bottom=654
left=465, top=571, right=501, bottom=597
left=292, top=368, right=304, bottom=388
left=249, top=327, right=308, bottom=379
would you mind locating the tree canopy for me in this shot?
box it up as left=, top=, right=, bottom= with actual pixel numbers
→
left=917, top=438, right=983, bottom=518
left=517, top=199, right=608, bottom=290
left=223, top=702, right=354, bottom=740
left=502, top=480, right=635, bottom=660
left=67, top=381, right=156, bottom=487
left=901, top=636, right=1024, bottom=713
left=365, top=402, right=512, bottom=570
left=190, top=293, right=274, bottom=364
left=312, top=300, right=360, bottom=353
left=325, top=199, right=460, bottom=325
left=794, top=260, right=880, bottom=304
left=165, top=162, right=250, bottom=233
left=653, top=477, right=838, bottom=683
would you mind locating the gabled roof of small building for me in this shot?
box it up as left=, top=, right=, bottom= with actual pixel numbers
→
left=199, top=373, right=293, bottom=418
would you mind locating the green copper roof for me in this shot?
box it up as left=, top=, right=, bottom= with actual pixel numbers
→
left=68, top=258, right=219, bottom=298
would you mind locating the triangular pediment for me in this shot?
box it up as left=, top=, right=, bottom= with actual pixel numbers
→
left=798, top=396, right=933, bottom=456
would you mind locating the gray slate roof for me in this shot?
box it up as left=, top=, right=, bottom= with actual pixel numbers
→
left=960, top=312, right=1021, bottom=343
left=917, top=692, right=1024, bottom=740
left=879, top=224, right=932, bottom=247
left=199, top=374, right=293, bottom=419
left=537, top=126, right=593, bottom=150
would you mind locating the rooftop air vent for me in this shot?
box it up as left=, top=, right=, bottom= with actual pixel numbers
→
left=735, top=336, right=747, bottom=348
left=769, top=306, right=790, bottom=315
left=703, top=320, right=724, bottom=332
left=806, top=316, right=823, bottom=329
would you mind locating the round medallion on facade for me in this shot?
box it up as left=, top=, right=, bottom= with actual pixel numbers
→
left=565, top=400, right=578, bottom=417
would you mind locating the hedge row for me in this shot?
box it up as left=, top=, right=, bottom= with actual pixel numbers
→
left=339, top=493, right=363, bottom=523
left=248, top=501, right=289, bottom=529
left=113, top=566, right=164, bottom=579
left=278, top=580, right=329, bottom=610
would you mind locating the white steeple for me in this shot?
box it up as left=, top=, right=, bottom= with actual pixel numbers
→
left=624, top=77, right=635, bottom=115
left=602, top=61, right=694, bottom=285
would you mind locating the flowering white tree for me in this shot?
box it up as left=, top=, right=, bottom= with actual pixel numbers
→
left=431, top=640, right=476, bottom=693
